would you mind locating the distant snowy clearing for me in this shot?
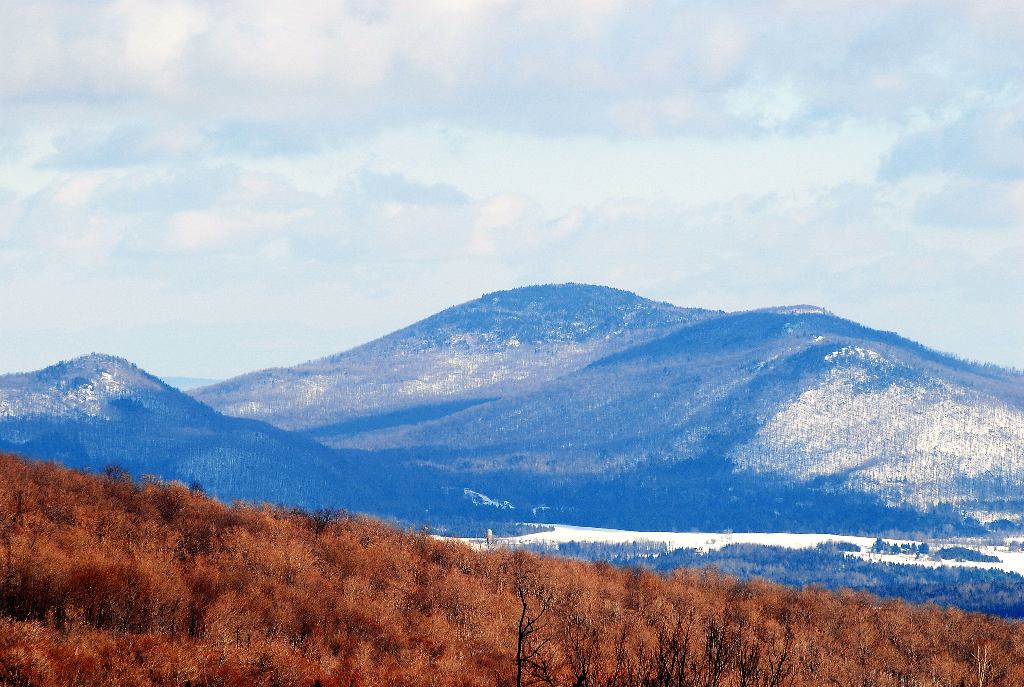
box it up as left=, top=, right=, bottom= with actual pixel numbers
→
left=459, top=523, right=1024, bottom=576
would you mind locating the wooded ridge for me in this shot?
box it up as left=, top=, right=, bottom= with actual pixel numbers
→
left=0, top=451, right=1021, bottom=687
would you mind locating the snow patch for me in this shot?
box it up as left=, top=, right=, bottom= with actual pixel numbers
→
left=461, top=524, right=1024, bottom=576
left=463, top=488, right=514, bottom=509
left=825, top=346, right=888, bottom=365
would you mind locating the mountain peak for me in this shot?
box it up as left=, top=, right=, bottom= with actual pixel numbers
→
left=413, top=282, right=710, bottom=346
left=0, top=354, right=172, bottom=421
left=751, top=305, right=832, bottom=316
left=37, top=353, right=162, bottom=386
left=61, top=352, right=137, bottom=369
left=195, top=283, right=717, bottom=429
left=477, top=282, right=645, bottom=302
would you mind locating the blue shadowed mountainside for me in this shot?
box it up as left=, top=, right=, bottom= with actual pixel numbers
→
left=0, top=354, right=366, bottom=508
left=2, top=284, right=1023, bottom=534
left=192, top=284, right=716, bottom=430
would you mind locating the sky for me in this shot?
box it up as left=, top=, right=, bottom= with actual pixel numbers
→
left=1, top=0, right=1023, bottom=378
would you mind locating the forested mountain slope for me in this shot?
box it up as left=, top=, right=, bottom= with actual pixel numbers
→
left=299, top=303, right=1024, bottom=526
left=1, top=452, right=1021, bottom=687
left=193, top=284, right=715, bottom=431
left=0, top=355, right=350, bottom=507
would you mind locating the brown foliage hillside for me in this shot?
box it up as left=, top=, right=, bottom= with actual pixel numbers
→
left=0, top=452, right=1021, bottom=687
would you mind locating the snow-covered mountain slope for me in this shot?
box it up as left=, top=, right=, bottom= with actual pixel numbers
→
left=733, top=354, right=1024, bottom=515
left=0, top=354, right=353, bottom=507
left=317, top=307, right=1024, bottom=523
left=192, top=284, right=715, bottom=431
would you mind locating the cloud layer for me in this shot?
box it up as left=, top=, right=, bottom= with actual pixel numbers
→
left=6, top=1, right=1024, bottom=134
left=1, top=1, right=1022, bottom=376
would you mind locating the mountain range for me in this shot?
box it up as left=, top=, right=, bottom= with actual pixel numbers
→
left=3, top=283, right=1023, bottom=533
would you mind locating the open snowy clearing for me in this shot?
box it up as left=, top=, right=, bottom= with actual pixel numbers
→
left=459, top=523, right=1024, bottom=577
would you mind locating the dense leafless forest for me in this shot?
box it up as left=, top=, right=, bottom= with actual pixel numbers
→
left=1, top=452, right=1022, bottom=687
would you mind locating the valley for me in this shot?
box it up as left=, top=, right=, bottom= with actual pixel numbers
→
left=465, top=523, right=1024, bottom=576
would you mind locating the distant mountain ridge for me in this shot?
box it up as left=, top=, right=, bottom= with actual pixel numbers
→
left=192, top=284, right=717, bottom=431
left=193, top=284, right=1024, bottom=528
left=0, top=354, right=352, bottom=507
left=2, top=283, right=1022, bottom=534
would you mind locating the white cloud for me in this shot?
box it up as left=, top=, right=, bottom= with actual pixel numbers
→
left=158, top=172, right=320, bottom=251
left=915, top=179, right=1024, bottom=228
left=3, top=157, right=1024, bottom=373
left=3, top=1, right=1020, bottom=135
left=724, top=78, right=805, bottom=130
left=43, top=125, right=206, bottom=168
left=164, top=210, right=235, bottom=251
left=881, top=105, right=1024, bottom=180
left=700, top=19, right=748, bottom=82
left=52, top=174, right=105, bottom=206
left=359, top=170, right=469, bottom=206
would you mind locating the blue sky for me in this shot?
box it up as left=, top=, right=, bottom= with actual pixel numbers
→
left=1, top=1, right=1022, bottom=378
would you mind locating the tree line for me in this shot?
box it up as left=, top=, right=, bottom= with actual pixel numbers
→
left=534, top=540, right=1024, bottom=619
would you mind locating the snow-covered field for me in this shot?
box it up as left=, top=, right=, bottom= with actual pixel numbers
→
left=461, top=524, right=1024, bottom=576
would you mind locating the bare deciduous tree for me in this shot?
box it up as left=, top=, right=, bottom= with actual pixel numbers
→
left=511, top=551, right=556, bottom=687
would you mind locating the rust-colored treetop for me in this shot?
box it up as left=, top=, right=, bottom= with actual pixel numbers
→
left=0, top=452, right=1020, bottom=687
